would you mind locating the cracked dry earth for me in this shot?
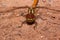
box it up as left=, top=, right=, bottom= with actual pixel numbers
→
left=0, top=0, right=60, bottom=40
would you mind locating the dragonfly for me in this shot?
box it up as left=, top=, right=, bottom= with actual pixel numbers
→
left=18, top=0, right=60, bottom=30
left=19, top=0, right=42, bottom=30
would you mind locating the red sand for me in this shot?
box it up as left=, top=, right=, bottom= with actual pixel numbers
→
left=0, top=0, right=60, bottom=40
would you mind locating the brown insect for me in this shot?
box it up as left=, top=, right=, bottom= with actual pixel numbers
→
left=19, top=7, right=43, bottom=30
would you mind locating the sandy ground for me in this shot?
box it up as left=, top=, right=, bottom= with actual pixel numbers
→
left=0, top=0, right=60, bottom=40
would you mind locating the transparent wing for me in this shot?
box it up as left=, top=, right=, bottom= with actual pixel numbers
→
left=34, top=8, right=47, bottom=20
